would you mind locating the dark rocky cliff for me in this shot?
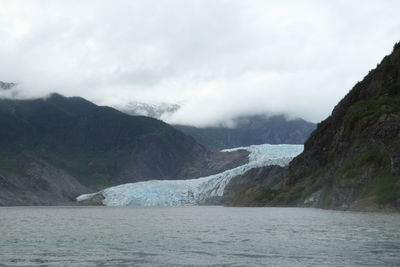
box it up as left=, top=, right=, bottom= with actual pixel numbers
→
left=223, top=43, right=400, bottom=211
left=279, top=43, right=400, bottom=210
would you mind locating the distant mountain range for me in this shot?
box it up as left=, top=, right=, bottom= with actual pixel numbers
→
left=174, top=115, right=316, bottom=149
left=115, top=101, right=316, bottom=149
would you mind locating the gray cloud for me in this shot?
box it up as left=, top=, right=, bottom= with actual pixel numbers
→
left=0, top=0, right=399, bottom=126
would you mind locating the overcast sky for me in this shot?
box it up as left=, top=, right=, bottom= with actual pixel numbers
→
left=0, top=0, right=399, bottom=126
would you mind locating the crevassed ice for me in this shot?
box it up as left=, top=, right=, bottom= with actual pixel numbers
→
left=78, top=144, right=303, bottom=206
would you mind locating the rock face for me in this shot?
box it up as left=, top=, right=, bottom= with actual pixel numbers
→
left=174, top=115, right=316, bottom=149
left=223, top=165, right=285, bottom=206
left=0, top=153, right=87, bottom=206
left=268, top=43, right=400, bottom=211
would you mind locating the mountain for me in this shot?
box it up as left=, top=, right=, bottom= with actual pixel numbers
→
left=116, top=101, right=180, bottom=119
left=0, top=93, right=248, bottom=205
left=0, top=81, right=16, bottom=90
left=225, top=43, right=400, bottom=211
left=174, top=115, right=316, bottom=149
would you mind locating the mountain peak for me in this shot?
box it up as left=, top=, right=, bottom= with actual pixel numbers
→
left=116, top=101, right=181, bottom=119
left=0, top=81, right=17, bottom=91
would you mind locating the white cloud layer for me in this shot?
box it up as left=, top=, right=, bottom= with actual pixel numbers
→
left=0, top=0, right=399, bottom=126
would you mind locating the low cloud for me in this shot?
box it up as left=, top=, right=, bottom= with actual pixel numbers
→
left=0, top=0, right=399, bottom=126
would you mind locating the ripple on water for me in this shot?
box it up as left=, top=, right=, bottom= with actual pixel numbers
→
left=0, top=206, right=399, bottom=267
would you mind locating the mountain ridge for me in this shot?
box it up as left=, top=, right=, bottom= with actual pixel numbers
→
left=114, top=100, right=316, bottom=149
left=174, top=115, right=315, bottom=149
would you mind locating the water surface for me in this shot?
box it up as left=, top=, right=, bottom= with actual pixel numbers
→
left=0, top=206, right=399, bottom=266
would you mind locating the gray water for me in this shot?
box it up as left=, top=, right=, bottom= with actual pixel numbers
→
left=0, top=206, right=399, bottom=267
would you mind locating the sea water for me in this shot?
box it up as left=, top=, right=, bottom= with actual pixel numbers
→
left=0, top=206, right=399, bottom=266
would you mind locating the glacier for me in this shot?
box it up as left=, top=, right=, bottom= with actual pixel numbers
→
left=77, top=144, right=303, bottom=206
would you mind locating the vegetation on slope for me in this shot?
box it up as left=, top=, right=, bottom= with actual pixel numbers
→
left=274, top=43, right=400, bottom=210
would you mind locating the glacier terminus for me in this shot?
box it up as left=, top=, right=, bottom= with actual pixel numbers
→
left=77, top=144, right=303, bottom=206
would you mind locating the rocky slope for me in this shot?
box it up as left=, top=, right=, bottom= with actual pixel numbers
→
left=225, top=43, right=400, bottom=211
left=222, top=165, right=285, bottom=206
left=0, top=153, right=87, bottom=206
left=0, top=93, right=247, bottom=205
left=174, top=115, right=315, bottom=149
